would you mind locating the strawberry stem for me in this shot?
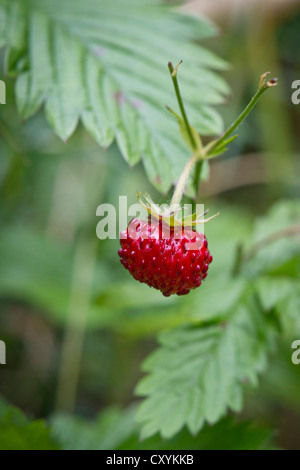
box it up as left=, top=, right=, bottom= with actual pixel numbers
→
left=170, top=153, right=199, bottom=208
left=169, top=71, right=277, bottom=207
left=168, top=61, right=198, bottom=152
left=204, top=72, right=278, bottom=156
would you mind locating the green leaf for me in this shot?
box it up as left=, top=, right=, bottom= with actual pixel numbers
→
left=260, top=342, right=300, bottom=414
left=121, top=417, right=275, bottom=450
left=0, top=0, right=228, bottom=193
left=185, top=277, right=248, bottom=322
left=242, top=200, right=300, bottom=337
left=51, top=406, right=137, bottom=451
left=244, top=200, right=300, bottom=278
left=255, top=276, right=300, bottom=338
left=0, top=398, right=59, bottom=450
left=51, top=405, right=275, bottom=450
left=135, top=293, right=277, bottom=439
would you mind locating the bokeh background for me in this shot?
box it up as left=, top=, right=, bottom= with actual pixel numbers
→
left=0, top=0, right=300, bottom=449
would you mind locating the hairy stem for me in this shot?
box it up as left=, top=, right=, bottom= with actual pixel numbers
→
left=168, top=61, right=197, bottom=151
left=169, top=71, right=277, bottom=208
left=205, top=72, right=278, bottom=156
left=170, top=153, right=199, bottom=208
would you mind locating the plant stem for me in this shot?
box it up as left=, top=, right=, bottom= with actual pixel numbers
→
left=168, top=61, right=197, bottom=151
left=193, top=160, right=203, bottom=198
left=169, top=71, right=277, bottom=208
left=55, top=239, right=96, bottom=412
left=231, top=243, right=244, bottom=277
left=205, top=73, right=278, bottom=155
left=207, top=89, right=265, bottom=154
left=170, top=153, right=199, bottom=208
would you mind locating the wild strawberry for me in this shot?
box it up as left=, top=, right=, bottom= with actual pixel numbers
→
left=118, top=217, right=212, bottom=297
left=116, top=66, right=276, bottom=296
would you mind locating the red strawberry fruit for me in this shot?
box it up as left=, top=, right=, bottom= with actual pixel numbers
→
left=116, top=67, right=277, bottom=296
left=118, top=216, right=212, bottom=297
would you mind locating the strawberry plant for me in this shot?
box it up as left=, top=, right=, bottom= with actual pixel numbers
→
left=118, top=64, right=277, bottom=299
left=0, top=0, right=299, bottom=451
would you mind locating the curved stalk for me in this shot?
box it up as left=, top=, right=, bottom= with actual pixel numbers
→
left=168, top=70, right=277, bottom=208
left=170, top=153, right=199, bottom=208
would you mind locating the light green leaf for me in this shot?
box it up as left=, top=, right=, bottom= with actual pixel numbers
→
left=135, top=293, right=277, bottom=439
left=244, top=200, right=300, bottom=277
left=0, top=0, right=228, bottom=192
left=51, top=406, right=137, bottom=451
left=255, top=276, right=300, bottom=338
left=51, top=404, right=275, bottom=450
left=185, top=277, right=248, bottom=322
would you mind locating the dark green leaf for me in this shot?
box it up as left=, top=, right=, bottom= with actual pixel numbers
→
left=0, top=398, right=59, bottom=450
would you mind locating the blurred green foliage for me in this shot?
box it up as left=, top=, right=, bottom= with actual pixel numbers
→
left=0, top=0, right=300, bottom=451
left=0, top=398, right=58, bottom=450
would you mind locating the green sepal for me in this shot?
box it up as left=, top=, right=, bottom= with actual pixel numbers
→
left=137, top=192, right=219, bottom=228
left=207, top=147, right=229, bottom=159
left=205, top=134, right=238, bottom=159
